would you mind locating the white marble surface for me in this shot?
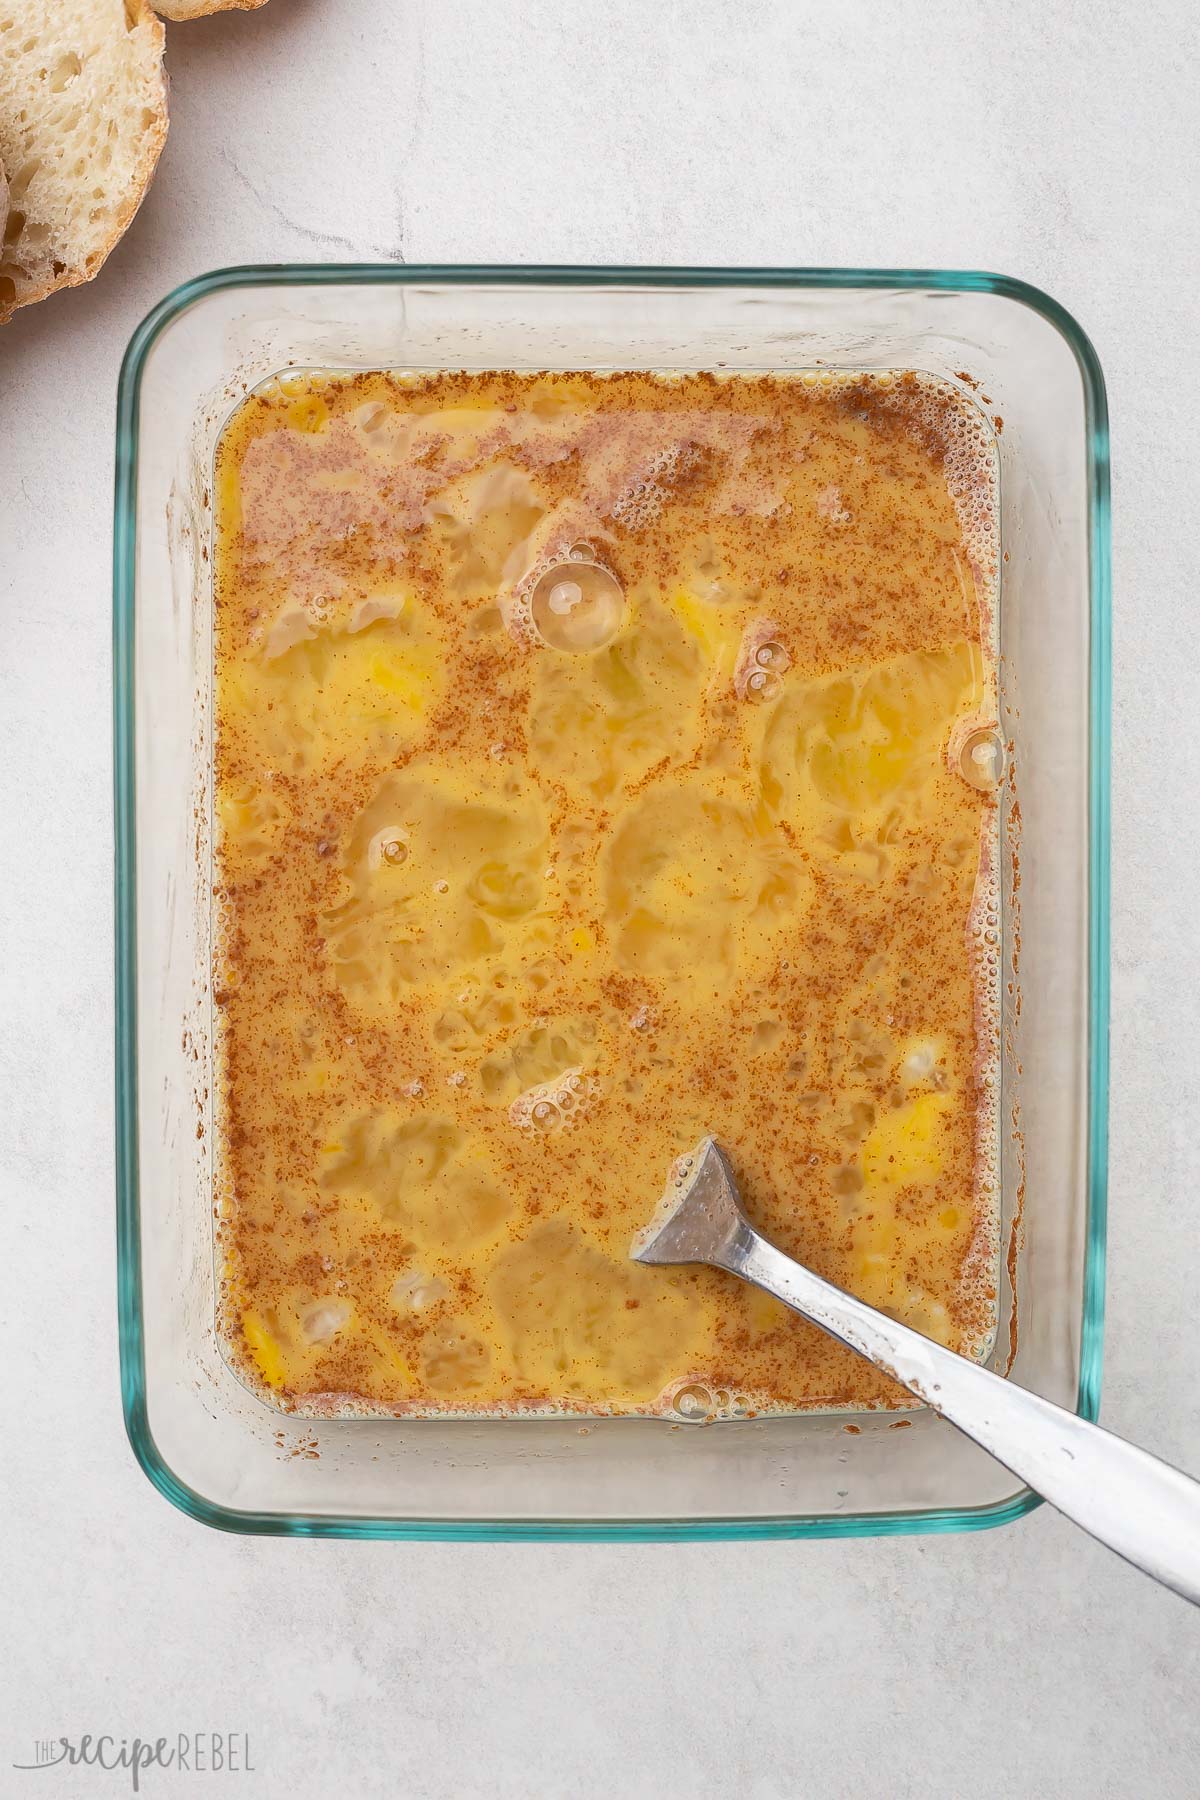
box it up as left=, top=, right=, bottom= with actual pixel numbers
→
left=3, top=1, right=1200, bottom=1794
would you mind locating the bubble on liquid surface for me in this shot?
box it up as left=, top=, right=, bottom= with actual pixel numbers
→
left=530, top=556, right=624, bottom=652
left=509, top=1068, right=593, bottom=1133
left=745, top=667, right=783, bottom=702
left=673, top=1383, right=714, bottom=1421
left=955, top=726, right=1005, bottom=791
left=668, top=1381, right=751, bottom=1423
left=368, top=826, right=410, bottom=870
left=735, top=619, right=789, bottom=701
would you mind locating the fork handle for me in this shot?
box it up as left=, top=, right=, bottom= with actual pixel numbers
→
left=725, top=1226, right=1200, bottom=1607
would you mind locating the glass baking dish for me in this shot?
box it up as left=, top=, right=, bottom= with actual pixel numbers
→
left=114, top=266, right=1110, bottom=1539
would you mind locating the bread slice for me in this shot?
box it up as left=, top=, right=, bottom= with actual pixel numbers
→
left=0, top=0, right=167, bottom=323
left=153, top=0, right=267, bottom=17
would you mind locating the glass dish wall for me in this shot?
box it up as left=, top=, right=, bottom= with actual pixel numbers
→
left=114, top=268, right=1109, bottom=1537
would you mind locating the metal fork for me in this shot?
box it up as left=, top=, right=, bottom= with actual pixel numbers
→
left=632, top=1137, right=1200, bottom=1605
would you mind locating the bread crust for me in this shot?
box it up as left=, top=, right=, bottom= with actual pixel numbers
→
left=153, top=0, right=268, bottom=17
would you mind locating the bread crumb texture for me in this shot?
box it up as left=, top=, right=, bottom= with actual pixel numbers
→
left=0, top=0, right=167, bottom=323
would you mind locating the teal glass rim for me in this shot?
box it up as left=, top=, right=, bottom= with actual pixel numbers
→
left=114, top=264, right=1111, bottom=1540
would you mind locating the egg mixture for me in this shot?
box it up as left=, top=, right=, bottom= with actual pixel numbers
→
left=212, top=367, right=1001, bottom=1416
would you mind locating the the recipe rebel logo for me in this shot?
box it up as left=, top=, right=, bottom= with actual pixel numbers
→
left=12, top=1733, right=255, bottom=1790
